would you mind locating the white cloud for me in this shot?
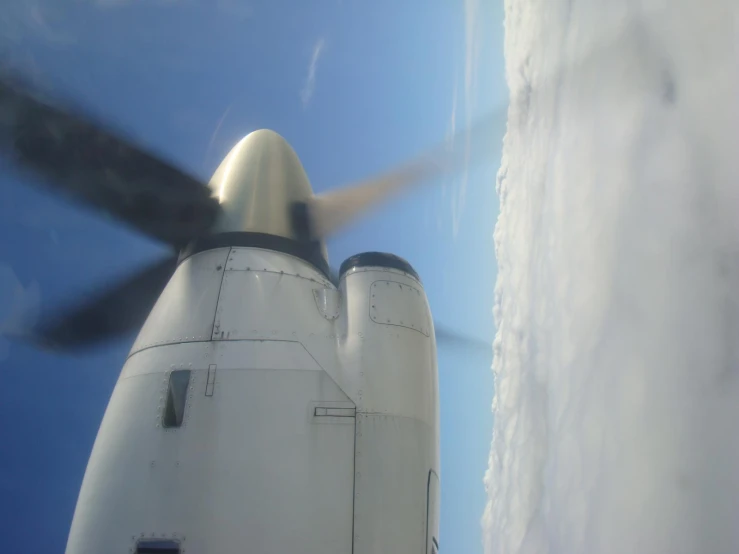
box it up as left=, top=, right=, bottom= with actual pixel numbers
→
left=301, top=38, right=326, bottom=108
left=484, top=1, right=739, bottom=553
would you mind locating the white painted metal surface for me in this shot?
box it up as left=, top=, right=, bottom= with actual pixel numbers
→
left=427, top=471, right=441, bottom=554
left=66, top=248, right=439, bottom=553
left=68, top=315, right=356, bottom=552
left=369, top=279, right=431, bottom=336
left=313, top=287, right=341, bottom=320
left=339, top=266, right=440, bottom=554
left=130, top=248, right=230, bottom=354
left=336, top=266, right=438, bottom=423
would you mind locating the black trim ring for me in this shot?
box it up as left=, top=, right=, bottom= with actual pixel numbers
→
left=339, top=251, right=420, bottom=282
left=178, top=232, right=330, bottom=279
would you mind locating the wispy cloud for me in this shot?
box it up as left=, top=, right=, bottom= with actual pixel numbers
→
left=203, top=103, right=233, bottom=167
left=445, top=0, right=480, bottom=238
left=301, top=38, right=326, bottom=108
left=444, top=82, right=459, bottom=233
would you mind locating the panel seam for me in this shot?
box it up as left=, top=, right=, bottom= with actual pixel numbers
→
left=210, top=246, right=232, bottom=340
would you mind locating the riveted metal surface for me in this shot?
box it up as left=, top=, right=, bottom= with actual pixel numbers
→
left=369, top=280, right=430, bottom=336
left=68, top=339, right=355, bottom=554
left=226, top=247, right=332, bottom=287
left=334, top=268, right=438, bottom=424
left=340, top=265, right=420, bottom=284
left=68, top=236, right=440, bottom=554
left=123, top=341, right=323, bottom=380
left=313, top=288, right=341, bottom=320
left=212, top=255, right=335, bottom=342
left=130, top=248, right=230, bottom=356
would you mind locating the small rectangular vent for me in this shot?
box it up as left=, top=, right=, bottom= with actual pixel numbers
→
left=163, top=370, right=191, bottom=428
left=136, top=539, right=180, bottom=554
left=314, top=406, right=355, bottom=418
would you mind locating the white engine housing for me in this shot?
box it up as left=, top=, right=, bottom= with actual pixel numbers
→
left=66, top=245, right=440, bottom=554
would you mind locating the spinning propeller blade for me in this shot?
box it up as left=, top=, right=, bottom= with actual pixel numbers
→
left=290, top=15, right=658, bottom=242
left=434, top=326, right=491, bottom=357
left=0, top=72, right=221, bottom=249
left=31, top=255, right=178, bottom=351
left=6, top=11, right=636, bottom=351
left=292, top=110, right=501, bottom=241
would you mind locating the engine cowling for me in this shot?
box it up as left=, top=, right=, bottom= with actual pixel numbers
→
left=65, top=245, right=440, bottom=554
left=335, top=252, right=440, bottom=554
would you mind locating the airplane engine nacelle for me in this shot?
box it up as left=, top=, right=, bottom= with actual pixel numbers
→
left=336, top=252, right=440, bottom=554
left=65, top=244, right=439, bottom=554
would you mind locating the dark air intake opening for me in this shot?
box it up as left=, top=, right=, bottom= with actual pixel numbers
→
left=163, top=370, right=191, bottom=428
left=339, top=251, right=420, bottom=282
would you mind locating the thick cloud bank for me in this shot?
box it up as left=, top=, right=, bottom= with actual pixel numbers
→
left=484, top=1, right=739, bottom=553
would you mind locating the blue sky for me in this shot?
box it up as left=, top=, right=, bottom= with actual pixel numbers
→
left=0, top=2, right=505, bottom=552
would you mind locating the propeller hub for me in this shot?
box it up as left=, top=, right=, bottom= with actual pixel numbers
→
left=208, top=130, right=327, bottom=259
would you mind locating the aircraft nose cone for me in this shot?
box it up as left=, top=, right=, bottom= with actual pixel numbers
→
left=208, top=129, right=314, bottom=239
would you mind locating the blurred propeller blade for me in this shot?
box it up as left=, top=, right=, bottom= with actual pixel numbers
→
left=434, top=325, right=491, bottom=357
left=0, top=72, right=221, bottom=248
left=291, top=13, right=664, bottom=242
left=30, top=255, right=177, bottom=350
left=294, top=110, right=501, bottom=241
